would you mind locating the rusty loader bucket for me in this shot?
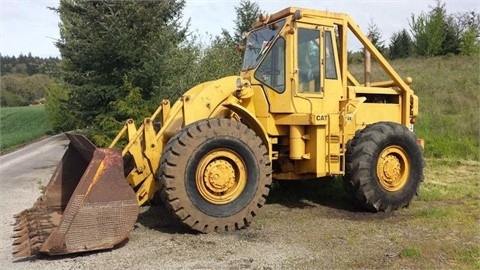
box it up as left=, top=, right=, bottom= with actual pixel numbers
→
left=12, top=133, right=139, bottom=258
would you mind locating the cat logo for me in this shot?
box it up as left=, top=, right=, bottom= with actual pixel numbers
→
left=316, top=114, right=327, bottom=121
left=312, top=114, right=328, bottom=125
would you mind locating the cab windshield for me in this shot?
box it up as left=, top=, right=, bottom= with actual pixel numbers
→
left=242, top=19, right=286, bottom=71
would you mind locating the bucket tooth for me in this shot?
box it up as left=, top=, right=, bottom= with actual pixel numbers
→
left=12, top=230, right=49, bottom=258
left=14, top=221, right=31, bottom=231
left=13, top=246, right=32, bottom=258
left=12, top=241, right=31, bottom=255
left=13, top=227, right=52, bottom=241
left=13, top=207, right=37, bottom=219
left=12, top=228, right=28, bottom=238
left=13, top=218, right=54, bottom=236
left=13, top=234, right=28, bottom=245
left=13, top=223, right=27, bottom=232
left=30, top=220, right=53, bottom=229
left=12, top=242, right=43, bottom=258
left=30, top=235, right=47, bottom=245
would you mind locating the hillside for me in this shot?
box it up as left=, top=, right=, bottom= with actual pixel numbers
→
left=349, top=55, right=479, bottom=160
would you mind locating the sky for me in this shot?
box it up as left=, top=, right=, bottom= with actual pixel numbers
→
left=1, top=0, right=479, bottom=58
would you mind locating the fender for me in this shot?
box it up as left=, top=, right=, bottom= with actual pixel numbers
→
left=181, top=76, right=240, bottom=125
left=222, top=103, right=272, bottom=160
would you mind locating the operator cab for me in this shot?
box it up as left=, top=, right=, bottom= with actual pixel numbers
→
left=241, top=9, right=343, bottom=115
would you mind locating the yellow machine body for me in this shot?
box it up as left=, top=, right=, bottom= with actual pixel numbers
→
left=116, top=7, right=420, bottom=192
left=13, top=7, right=422, bottom=258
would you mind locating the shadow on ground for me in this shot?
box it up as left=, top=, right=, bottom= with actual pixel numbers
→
left=267, top=177, right=398, bottom=221
left=267, top=177, right=358, bottom=211
left=137, top=203, right=194, bottom=234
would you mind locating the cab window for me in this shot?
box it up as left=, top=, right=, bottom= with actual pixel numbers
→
left=254, top=38, right=285, bottom=93
left=325, top=31, right=338, bottom=79
left=298, top=28, right=321, bottom=93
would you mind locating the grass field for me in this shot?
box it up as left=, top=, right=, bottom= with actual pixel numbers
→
left=349, top=55, right=480, bottom=160
left=394, top=55, right=479, bottom=160
left=0, top=105, right=53, bottom=152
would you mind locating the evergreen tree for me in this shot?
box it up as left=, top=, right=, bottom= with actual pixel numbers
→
left=410, top=0, right=462, bottom=56
left=367, top=20, right=386, bottom=54
left=389, top=29, right=413, bottom=59
left=195, top=0, right=261, bottom=82
left=0, top=54, right=58, bottom=75
left=430, top=1, right=461, bottom=55
left=51, top=0, right=189, bottom=145
left=410, top=10, right=445, bottom=56
left=233, top=0, right=261, bottom=45
left=456, top=11, right=480, bottom=56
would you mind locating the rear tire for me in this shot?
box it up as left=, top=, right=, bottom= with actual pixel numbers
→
left=158, top=118, right=272, bottom=232
left=344, top=122, right=424, bottom=212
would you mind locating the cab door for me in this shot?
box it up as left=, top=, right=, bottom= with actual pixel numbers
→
left=294, top=24, right=323, bottom=112
left=293, top=24, right=342, bottom=115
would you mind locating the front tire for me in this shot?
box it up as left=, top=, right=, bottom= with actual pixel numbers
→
left=158, top=118, right=272, bottom=232
left=344, top=122, right=424, bottom=212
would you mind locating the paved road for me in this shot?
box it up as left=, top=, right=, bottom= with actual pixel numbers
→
left=0, top=134, right=69, bottom=269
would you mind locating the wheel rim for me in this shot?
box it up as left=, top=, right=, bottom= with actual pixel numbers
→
left=196, top=149, right=247, bottom=204
left=376, top=146, right=410, bottom=192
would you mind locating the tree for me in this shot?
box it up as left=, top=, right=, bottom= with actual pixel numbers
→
left=410, top=8, right=445, bottom=56
left=45, top=82, right=78, bottom=132
left=367, top=19, right=386, bottom=54
left=0, top=73, right=53, bottom=106
left=456, top=11, right=480, bottom=56
left=50, top=0, right=190, bottom=145
left=459, top=28, right=480, bottom=56
left=433, top=2, right=461, bottom=55
left=193, top=0, right=261, bottom=83
left=193, top=31, right=242, bottom=83
left=455, top=11, right=480, bottom=33
left=410, top=0, right=462, bottom=56
left=0, top=54, right=59, bottom=76
left=389, top=29, right=413, bottom=59
left=233, top=0, right=261, bottom=45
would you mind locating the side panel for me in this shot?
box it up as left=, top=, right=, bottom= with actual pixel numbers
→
left=356, top=104, right=402, bottom=127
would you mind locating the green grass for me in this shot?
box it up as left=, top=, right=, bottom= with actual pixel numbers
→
left=420, top=159, right=480, bottom=202
left=350, top=55, right=480, bottom=160
left=400, top=247, right=422, bottom=259
left=0, top=105, right=53, bottom=152
left=403, top=158, right=480, bottom=268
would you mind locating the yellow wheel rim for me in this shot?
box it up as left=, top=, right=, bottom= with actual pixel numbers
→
left=376, top=146, right=410, bottom=192
left=196, top=149, right=247, bottom=204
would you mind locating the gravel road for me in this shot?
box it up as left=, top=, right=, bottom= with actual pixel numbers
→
left=0, top=135, right=435, bottom=269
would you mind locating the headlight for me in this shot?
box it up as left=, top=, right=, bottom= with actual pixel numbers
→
left=236, top=78, right=242, bottom=89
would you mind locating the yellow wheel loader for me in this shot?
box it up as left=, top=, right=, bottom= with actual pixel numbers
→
left=13, top=7, right=424, bottom=258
